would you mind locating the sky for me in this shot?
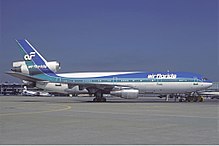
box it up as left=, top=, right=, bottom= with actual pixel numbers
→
left=0, top=0, right=218, bottom=82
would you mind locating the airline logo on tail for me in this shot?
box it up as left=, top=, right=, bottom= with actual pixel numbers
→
left=17, top=39, right=58, bottom=76
left=24, top=52, right=36, bottom=61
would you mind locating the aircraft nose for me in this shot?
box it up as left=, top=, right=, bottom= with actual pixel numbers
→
left=204, top=82, right=213, bottom=88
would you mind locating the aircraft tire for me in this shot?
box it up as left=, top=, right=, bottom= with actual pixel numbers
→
left=93, top=98, right=98, bottom=102
left=101, top=97, right=106, bottom=102
left=198, top=96, right=204, bottom=102
left=187, top=97, right=191, bottom=102
left=93, top=97, right=106, bottom=102
left=193, top=96, right=198, bottom=102
left=98, top=97, right=106, bottom=102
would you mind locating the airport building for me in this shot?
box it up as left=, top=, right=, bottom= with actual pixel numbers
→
left=0, top=82, right=24, bottom=95
left=0, top=82, right=37, bottom=95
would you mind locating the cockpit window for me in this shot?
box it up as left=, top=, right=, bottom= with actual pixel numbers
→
left=202, top=77, right=208, bottom=81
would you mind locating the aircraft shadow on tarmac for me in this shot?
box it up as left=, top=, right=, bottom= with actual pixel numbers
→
left=3, top=97, right=177, bottom=104
left=13, top=98, right=191, bottom=104
left=2, top=96, right=218, bottom=104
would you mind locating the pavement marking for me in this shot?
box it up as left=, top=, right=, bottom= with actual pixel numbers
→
left=0, top=104, right=72, bottom=116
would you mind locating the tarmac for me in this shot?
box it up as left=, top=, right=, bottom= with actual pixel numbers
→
left=0, top=95, right=218, bottom=144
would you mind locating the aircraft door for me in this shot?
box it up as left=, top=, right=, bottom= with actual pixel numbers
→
left=113, top=77, right=118, bottom=85
left=156, top=78, right=163, bottom=92
left=193, top=78, right=198, bottom=85
left=56, top=77, right=62, bottom=83
left=157, top=78, right=163, bottom=85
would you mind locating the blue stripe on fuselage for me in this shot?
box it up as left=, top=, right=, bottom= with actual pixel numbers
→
left=33, top=71, right=209, bottom=83
left=77, top=72, right=204, bottom=80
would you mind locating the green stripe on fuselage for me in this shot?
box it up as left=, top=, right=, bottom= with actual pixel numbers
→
left=33, top=73, right=202, bottom=84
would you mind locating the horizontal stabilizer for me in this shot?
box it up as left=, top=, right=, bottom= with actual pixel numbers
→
left=5, top=71, right=45, bottom=82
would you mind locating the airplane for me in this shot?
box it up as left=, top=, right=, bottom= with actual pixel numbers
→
left=22, top=86, right=51, bottom=96
left=6, top=39, right=213, bottom=102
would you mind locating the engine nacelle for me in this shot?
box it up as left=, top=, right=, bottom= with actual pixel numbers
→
left=110, top=89, right=139, bottom=99
left=64, top=85, right=88, bottom=94
left=36, top=81, right=68, bottom=94
left=11, top=60, right=60, bottom=75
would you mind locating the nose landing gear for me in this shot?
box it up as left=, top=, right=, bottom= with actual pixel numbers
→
left=93, top=90, right=107, bottom=102
left=185, top=96, right=204, bottom=102
left=178, top=95, right=204, bottom=102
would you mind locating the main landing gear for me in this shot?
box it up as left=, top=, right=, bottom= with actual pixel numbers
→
left=93, top=90, right=107, bottom=102
left=179, top=96, right=204, bottom=102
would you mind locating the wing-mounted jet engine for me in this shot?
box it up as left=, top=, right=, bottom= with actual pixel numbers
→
left=110, top=86, right=139, bottom=99
left=110, top=89, right=139, bottom=99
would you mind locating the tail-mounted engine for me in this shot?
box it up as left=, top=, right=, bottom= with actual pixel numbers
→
left=11, top=60, right=60, bottom=75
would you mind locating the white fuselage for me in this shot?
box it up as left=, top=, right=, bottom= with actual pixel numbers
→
left=36, top=72, right=212, bottom=95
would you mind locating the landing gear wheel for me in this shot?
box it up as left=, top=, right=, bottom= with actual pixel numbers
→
left=187, top=96, right=192, bottom=102
left=93, top=98, right=98, bottom=102
left=198, top=96, right=204, bottom=102
left=93, top=90, right=107, bottom=102
left=101, top=98, right=106, bottom=102
left=193, top=96, right=198, bottom=102
left=187, top=96, right=198, bottom=102
left=92, top=97, right=106, bottom=102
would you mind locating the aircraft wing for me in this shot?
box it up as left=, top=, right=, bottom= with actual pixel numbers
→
left=6, top=71, right=130, bottom=92
left=5, top=71, right=45, bottom=82
left=67, top=81, right=132, bottom=93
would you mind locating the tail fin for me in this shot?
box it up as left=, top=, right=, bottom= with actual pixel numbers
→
left=16, top=39, right=47, bottom=64
left=16, top=39, right=56, bottom=76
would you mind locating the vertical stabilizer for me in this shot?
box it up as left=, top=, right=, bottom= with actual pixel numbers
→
left=16, top=39, right=56, bottom=76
